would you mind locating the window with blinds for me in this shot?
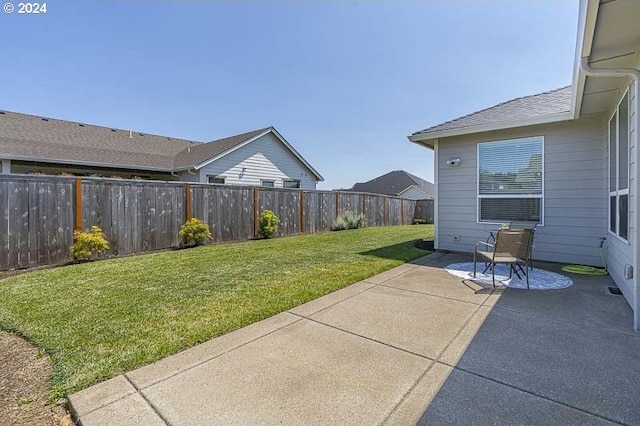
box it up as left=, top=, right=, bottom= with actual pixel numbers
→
left=609, top=90, right=629, bottom=241
left=477, top=136, right=543, bottom=223
left=283, top=179, right=301, bottom=189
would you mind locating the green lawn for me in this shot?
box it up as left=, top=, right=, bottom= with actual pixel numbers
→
left=0, top=225, right=432, bottom=399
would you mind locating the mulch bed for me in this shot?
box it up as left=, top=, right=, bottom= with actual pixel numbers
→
left=0, top=330, right=70, bottom=425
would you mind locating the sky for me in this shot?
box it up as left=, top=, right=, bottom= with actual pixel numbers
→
left=0, top=1, right=579, bottom=190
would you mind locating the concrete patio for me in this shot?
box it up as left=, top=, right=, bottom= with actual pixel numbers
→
left=69, top=252, right=639, bottom=425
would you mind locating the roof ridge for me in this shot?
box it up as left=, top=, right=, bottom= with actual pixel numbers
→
left=412, top=85, right=571, bottom=136
left=202, top=126, right=272, bottom=145
left=404, top=170, right=427, bottom=185
left=0, top=109, right=201, bottom=144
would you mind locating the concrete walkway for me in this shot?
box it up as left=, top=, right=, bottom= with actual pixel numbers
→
left=69, top=253, right=639, bottom=425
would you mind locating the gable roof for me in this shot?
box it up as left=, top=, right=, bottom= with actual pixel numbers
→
left=350, top=170, right=434, bottom=197
left=175, top=126, right=324, bottom=181
left=408, top=86, right=573, bottom=146
left=0, top=110, right=322, bottom=180
left=173, top=127, right=269, bottom=170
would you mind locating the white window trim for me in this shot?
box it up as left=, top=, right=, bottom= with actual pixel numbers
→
left=207, top=175, right=226, bottom=184
left=608, top=88, right=630, bottom=244
left=476, top=136, right=545, bottom=226
left=261, top=180, right=275, bottom=188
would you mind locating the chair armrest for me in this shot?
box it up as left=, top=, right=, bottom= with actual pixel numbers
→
left=475, top=241, right=494, bottom=250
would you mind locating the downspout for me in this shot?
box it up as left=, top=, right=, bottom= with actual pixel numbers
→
left=580, top=56, right=640, bottom=331
left=433, top=139, right=439, bottom=250
left=579, top=57, right=640, bottom=81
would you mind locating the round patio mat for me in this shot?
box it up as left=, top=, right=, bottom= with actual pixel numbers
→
left=445, top=262, right=573, bottom=290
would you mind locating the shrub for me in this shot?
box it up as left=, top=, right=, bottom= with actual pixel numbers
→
left=259, top=210, right=280, bottom=238
left=179, top=218, right=212, bottom=246
left=331, top=211, right=365, bottom=231
left=413, top=218, right=428, bottom=225
left=71, top=226, right=110, bottom=260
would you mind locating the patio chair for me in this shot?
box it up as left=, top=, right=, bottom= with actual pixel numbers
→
left=507, top=222, right=537, bottom=272
left=473, top=228, right=535, bottom=289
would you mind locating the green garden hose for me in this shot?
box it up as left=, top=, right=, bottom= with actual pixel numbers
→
left=561, top=237, right=608, bottom=275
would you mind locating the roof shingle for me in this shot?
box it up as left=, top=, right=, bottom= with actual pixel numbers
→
left=412, top=86, right=572, bottom=137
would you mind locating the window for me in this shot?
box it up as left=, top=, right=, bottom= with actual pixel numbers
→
left=609, top=91, right=629, bottom=241
left=283, top=179, right=301, bottom=189
left=261, top=180, right=275, bottom=188
left=208, top=176, right=225, bottom=184
left=478, top=137, right=543, bottom=223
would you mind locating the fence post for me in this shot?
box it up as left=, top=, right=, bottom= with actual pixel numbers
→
left=253, top=187, right=259, bottom=237
left=401, top=199, right=404, bottom=225
left=300, top=190, right=305, bottom=234
left=383, top=196, right=388, bottom=226
left=362, top=194, right=366, bottom=216
left=75, top=178, right=83, bottom=232
left=185, top=184, right=192, bottom=221
left=335, top=191, right=340, bottom=218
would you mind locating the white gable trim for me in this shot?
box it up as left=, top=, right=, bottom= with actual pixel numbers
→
left=192, top=128, right=324, bottom=181
left=191, top=129, right=271, bottom=171
left=397, top=185, right=432, bottom=198
left=408, top=112, right=572, bottom=146
left=268, top=128, right=324, bottom=181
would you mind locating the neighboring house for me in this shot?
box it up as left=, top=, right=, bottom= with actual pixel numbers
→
left=349, top=170, right=434, bottom=200
left=0, top=111, right=323, bottom=189
left=408, top=0, right=640, bottom=330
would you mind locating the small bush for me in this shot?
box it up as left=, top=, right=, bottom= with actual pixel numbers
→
left=71, top=226, right=110, bottom=260
left=259, top=210, right=280, bottom=238
left=179, top=218, right=212, bottom=246
left=331, top=211, right=365, bottom=231
left=413, top=218, right=428, bottom=225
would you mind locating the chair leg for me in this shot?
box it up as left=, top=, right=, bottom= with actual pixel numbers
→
left=492, top=262, right=496, bottom=288
left=512, top=265, right=522, bottom=280
left=473, top=251, right=477, bottom=278
left=526, top=260, right=530, bottom=289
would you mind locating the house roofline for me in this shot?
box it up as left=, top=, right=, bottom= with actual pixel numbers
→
left=190, top=127, right=325, bottom=181
left=407, top=111, right=572, bottom=146
left=186, top=128, right=272, bottom=171
left=571, top=0, right=599, bottom=119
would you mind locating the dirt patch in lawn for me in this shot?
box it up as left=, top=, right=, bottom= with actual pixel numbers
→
left=0, top=330, right=70, bottom=426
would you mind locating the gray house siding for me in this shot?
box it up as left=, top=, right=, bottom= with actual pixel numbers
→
left=196, top=133, right=317, bottom=189
left=437, top=116, right=607, bottom=266
left=178, top=171, right=200, bottom=183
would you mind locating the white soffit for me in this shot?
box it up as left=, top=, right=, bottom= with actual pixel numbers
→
left=580, top=0, right=640, bottom=116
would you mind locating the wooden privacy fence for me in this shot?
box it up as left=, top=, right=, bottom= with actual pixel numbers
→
left=414, top=199, right=434, bottom=224
left=1, top=175, right=424, bottom=271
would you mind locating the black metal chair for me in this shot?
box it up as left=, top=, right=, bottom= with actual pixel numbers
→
left=473, top=228, right=535, bottom=289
